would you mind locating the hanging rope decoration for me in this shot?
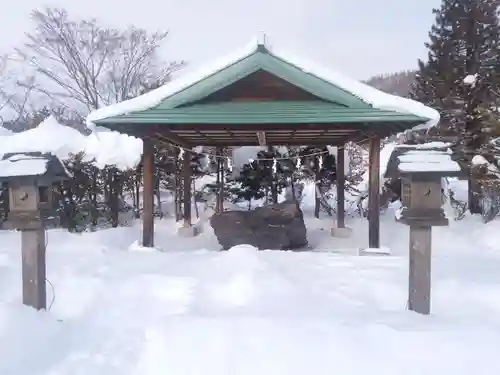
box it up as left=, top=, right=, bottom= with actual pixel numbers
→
left=296, top=157, right=301, bottom=170
left=164, top=134, right=380, bottom=164
left=318, top=155, right=323, bottom=170
left=272, top=158, right=277, bottom=174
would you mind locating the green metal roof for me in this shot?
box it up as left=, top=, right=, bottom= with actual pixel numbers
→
left=96, top=101, right=428, bottom=125
left=91, top=43, right=434, bottom=145
left=152, top=52, right=372, bottom=110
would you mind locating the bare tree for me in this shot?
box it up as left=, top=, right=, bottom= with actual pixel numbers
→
left=0, top=55, right=37, bottom=125
left=15, top=7, right=185, bottom=112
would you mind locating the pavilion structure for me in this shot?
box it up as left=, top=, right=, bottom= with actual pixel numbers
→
left=87, top=38, right=438, bottom=249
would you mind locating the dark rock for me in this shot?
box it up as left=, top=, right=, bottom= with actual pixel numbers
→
left=210, top=202, right=308, bottom=250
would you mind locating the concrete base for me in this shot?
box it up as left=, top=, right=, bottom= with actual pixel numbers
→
left=330, top=226, right=353, bottom=238
left=177, top=224, right=201, bottom=238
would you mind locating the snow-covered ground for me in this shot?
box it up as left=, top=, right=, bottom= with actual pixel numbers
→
left=1, top=203, right=500, bottom=375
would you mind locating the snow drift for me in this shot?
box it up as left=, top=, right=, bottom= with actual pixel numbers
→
left=0, top=116, right=142, bottom=170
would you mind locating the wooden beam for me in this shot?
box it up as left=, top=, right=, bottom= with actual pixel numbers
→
left=155, top=132, right=191, bottom=148
left=189, top=139, right=350, bottom=147
left=368, top=137, right=381, bottom=248
left=142, top=138, right=155, bottom=247
left=195, top=130, right=215, bottom=144
left=336, top=145, right=345, bottom=228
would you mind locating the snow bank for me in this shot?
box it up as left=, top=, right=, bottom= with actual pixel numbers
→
left=87, top=38, right=439, bottom=129
left=448, top=178, right=468, bottom=203
left=0, top=126, right=13, bottom=136
left=0, top=116, right=142, bottom=170
left=1, top=215, right=500, bottom=374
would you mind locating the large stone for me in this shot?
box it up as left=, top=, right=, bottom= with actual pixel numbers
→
left=210, top=202, right=308, bottom=250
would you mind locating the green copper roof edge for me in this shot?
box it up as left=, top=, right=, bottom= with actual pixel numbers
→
left=95, top=114, right=426, bottom=125
left=93, top=101, right=428, bottom=125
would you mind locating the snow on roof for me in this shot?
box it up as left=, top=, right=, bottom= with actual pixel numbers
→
left=0, top=154, right=48, bottom=177
left=270, top=47, right=439, bottom=128
left=86, top=38, right=440, bottom=128
left=398, top=162, right=461, bottom=173
left=404, top=141, right=452, bottom=149
left=398, top=151, right=460, bottom=173
left=398, top=153, right=453, bottom=163
left=0, top=116, right=143, bottom=171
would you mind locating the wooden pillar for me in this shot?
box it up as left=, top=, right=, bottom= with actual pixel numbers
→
left=182, top=151, right=192, bottom=227
left=368, top=137, right=380, bottom=248
left=220, top=149, right=225, bottom=212
left=408, top=225, right=432, bottom=315
left=173, top=150, right=179, bottom=221
left=142, top=139, right=154, bottom=247
left=336, top=145, right=345, bottom=228
left=215, top=147, right=222, bottom=213
left=21, top=228, right=46, bottom=310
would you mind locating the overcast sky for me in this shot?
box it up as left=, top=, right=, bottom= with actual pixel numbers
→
left=1, top=0, right=440, bottom=80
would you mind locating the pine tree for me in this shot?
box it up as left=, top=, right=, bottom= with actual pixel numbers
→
left=412, top=0, right=500, bottom=213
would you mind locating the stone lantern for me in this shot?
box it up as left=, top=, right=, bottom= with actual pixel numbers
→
left=0, top=152, right=70, bottom=310
left=385, top=145, right=462, bottom=315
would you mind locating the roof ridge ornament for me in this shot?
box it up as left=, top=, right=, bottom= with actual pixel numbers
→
left=256, top=33, right=269, bottom=53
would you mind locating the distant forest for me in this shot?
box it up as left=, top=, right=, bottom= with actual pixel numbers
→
left=365, top=71, right=416, bottom=97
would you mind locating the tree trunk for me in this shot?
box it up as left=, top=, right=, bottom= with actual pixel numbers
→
left=193, top=178, right=199, bottom=219
left=109, top=169, right=119, bottom=228
left=155, top=173, right=163, bottom=219
left=290, top=179, right=298, bottom=207
left=314, top=180, right=321, bottom=219
left=90, top=167, right=98, bottom=229
left=468, top=169, right=482, bottom=214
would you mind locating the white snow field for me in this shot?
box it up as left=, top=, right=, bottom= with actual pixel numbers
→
left=1, top=203, right=500, bottom=375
